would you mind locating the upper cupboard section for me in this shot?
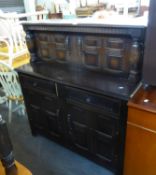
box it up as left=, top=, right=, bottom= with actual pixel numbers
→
left=28, top=31, right=143, bottom=79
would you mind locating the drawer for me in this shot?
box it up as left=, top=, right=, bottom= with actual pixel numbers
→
left=128, top=107, right=156, bottom=131
left=19, top=75, right=56, bottom=95
left=64, top=86, right=121, bottom=115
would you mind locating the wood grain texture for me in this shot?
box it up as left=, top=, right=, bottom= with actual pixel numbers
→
left=124, top=86, right=156, bottom=175
left=128, top=86, right=156, bottom=113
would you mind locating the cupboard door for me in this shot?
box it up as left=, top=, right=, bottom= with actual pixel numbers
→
left=92, top=113, right=119, bottom=139
left=42, top=95, right=62, bottom=138
left=23, top=89, right=48, bottom=131
left=94, top=131, right=115, bottom=167
left=43, top=109, right=61, bottom=138
left=124, top=122, right=156, bottom=175
left=66, top=104, right=90, bottom=152
left=90, top=111, right=119, bottom=167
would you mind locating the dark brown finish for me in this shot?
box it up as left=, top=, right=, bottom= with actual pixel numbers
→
left=17, top=62, right=128, bottom=175
left=27, top=31, right=144, bottom=83
left=24, top=22, right=145, bottom=83
left=143, top=0, right=156, bottom=86
left=19, top=23, right=146, bottom=175
left=17, top=62, right=137, bottom=100
left=124, top=86, right=156, bottom=175
left=23, top=22, right=146, bottom=36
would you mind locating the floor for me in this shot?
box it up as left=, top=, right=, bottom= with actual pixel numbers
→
left=0, top=103, right=113, bottom=175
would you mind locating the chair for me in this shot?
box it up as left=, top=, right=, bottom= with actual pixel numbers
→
left=0, top=15, right=30, bottom=68
left=0, top=11, right=48, bottom=106
left=0, top=10, right=48, bottom=68
left=0, top=61, right=24, bottom=123
left=0, top=161, right=32, bottom=175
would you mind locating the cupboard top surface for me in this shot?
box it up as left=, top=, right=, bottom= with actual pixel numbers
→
left=22, top=18, right=147, bottom=28
left=128, top=86, right=156, bottom=113
left=17, top=61, right=138, bottom=100
left=23, top=21, right=146, bottom=40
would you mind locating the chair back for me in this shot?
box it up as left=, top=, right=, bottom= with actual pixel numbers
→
left=0, top=17, right=28, bottom=66
left=0, top=61, right=22, bottom=100
left=0, top=11, right=48, bottom=68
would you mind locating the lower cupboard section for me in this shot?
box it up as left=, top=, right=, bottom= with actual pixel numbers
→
left=19, top=74, right=127, bottom=175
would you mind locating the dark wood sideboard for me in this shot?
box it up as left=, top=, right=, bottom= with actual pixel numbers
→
left=17, top=22, right=146, bottom=175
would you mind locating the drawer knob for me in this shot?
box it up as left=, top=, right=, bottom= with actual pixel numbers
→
left=33, top=82, right=37, bottom=87
left=86, top=97, right=91, bottom=103
left=67, top=114, right=71, bottom=117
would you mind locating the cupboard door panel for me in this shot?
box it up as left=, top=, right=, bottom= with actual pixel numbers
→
left=29, top=104, right=47, bottom=130
left=92, top=113, right=119, bottom=138
left=41, top=93, right=63, bottom=138
left=70, top=121, right=89, bottom=151
left=43, top=109, right=61, bottom=138
left=124, top=122, right=156, bottom=175
left=66, top=104, right=90, bottom=152
left=94, top=130, right=116, bottom=165
left=42, top=95, right=59, bottom=112
left=54, top=34, right=71, bottom=63
left=22, top=89, right=48, bottom=131
left=82, top=36, right=102, bottom=69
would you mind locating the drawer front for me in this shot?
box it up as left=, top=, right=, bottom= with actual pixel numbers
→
left=19, top=75, right=56, bottom=95
left=64, top=86, right=121, bottom=116
left=128, top=107, right=156, bottom=131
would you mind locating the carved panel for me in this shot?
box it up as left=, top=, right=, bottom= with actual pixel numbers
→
left=25, top=26, right=144, bottom=83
